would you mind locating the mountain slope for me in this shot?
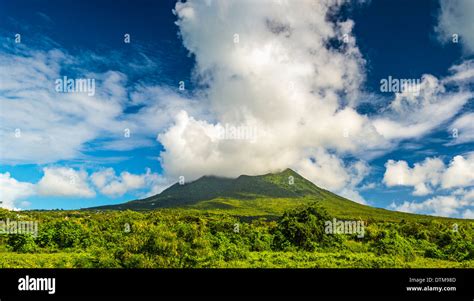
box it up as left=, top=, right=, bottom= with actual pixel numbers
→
left=92, top=168, right=322, bottom=208
left=89, top=169, right=469, bottom=223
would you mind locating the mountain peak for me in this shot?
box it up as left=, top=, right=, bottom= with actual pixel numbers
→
left=91, top=168, right=325, bottom=210
left=87, top=168, right=466, bottom=224
left=279, top=168, right=300, bottom=176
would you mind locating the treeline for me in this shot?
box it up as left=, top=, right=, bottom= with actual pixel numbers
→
left=0, top=204, right=472, bottom=268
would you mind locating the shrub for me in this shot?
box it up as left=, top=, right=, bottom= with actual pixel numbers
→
left=370, top=229, right=415, bottom=261
left=51, top=221, right=84, bottom=249
left=7, top=234, right=37, bottom=253
left=273, top=203, right=343, bottom=251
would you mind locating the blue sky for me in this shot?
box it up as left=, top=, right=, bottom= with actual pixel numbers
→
left=0, top=0, right=473, bottom=218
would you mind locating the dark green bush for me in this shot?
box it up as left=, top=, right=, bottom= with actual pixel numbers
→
left=273, top=203, right=343, bottom=251
left=370, top=229, right=415, bottom=261
left=7, top=234, right=37, bottom=253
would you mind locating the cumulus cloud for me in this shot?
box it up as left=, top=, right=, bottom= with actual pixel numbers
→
left=294, top=149, right=370, bottom=204
left=157, top=0, right=473, bottom=198
left=142, top=171, right=173, bottom=197
left=389, top=188, right=474, bottom=218
left=385, top=153, right=474, bottom=217
left=435, top=0, right=474, bottom=54
left=0, top=172, right=36, bottom=209
left=156, top=0, right=385, bottom=195
left=91, top=168, right=169, bottom=197
left=441, top=153, right=474, bottom=189
left=1, top=166, right=169, bottom=207
left=37, top=167, right=95, bottom=197
left=389, top=195, right=468, bottom=218
left=383, top=157, right=445, bottom=195
left=383, top=153, right=474, bottom=195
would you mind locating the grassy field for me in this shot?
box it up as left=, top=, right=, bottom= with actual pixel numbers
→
left=1, top=251, right=472, bottom=268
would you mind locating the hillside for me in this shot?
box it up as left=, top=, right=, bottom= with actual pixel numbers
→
left=89, top=169, right=469, bottom=223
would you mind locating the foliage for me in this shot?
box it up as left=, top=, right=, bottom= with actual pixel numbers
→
left=0, top=205, right=472, bottom=268
left=273, top=203, right=343, bottom=251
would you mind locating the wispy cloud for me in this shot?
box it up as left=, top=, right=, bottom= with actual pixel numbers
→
left=435, top=0, right=474, bottom=54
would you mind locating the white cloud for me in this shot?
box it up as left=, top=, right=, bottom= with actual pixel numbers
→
left=384, top=153, right=474, bottom=218
left=390, top=196, right=459, bottom=217
left=441, top=153, right=474, bottom=189
left=294, top=149, right=369, bottom=204
left=156, top=0, right=384, bottom=198
left=0, top=166, right=170, bottom=208
left=0, top=172, right=35, bottom=209
left=373, top=74, right=472, bottom=140
left=435, top=0, right=474, bottom=54
left=0, top=47, right=126, bottom=164
left=91, top=167, right=169, bottom=197
left=1, top=167, right=96, bottom=208
left=156, top=0, right=473, bottom=201
left=444, top=60, right=474, bottom=84
left=463, top=209, right=474, bottom=219
left=389, top=188, right=474, bottom=218
left=383, top=157, right=445, bottom=195
left=37, top=167, right=95, bottom=198
left=142, top=171, right=173, bottom=197
left=359, top=182, right=376, bottom=191
left=449, top=112, right=474, bottom=145
left=384, top=153, right=474, bottom=195
left=0, top=46, right=195, bottom=165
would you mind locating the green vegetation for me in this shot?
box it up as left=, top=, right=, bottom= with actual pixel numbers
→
left=0, top=203, right=472, bottom=268
left=1, top=169, right=472, bottom=268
